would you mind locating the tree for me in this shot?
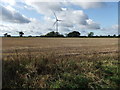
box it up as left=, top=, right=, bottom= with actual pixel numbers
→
left=45, top=31, right=57, bottom=37
left=4, top=33, right=8, bottom=37
left=45, top=31, right=64, bottom=37
left=67, top=31, right=80, bottom=37
left=28, top=35, right=32, bottom=37
left=7, top=35, right=11, bottom=37
left=19, top=31, right=24, bottom=37
left=113, top=34, right=116, bottom=37
left=108, top=35, right=111, bottom=37
left=4, top=33, right=11, bottom=37
left=118, top=34, right=120, bottom=37
left=88, top=32, right=94, bottom=37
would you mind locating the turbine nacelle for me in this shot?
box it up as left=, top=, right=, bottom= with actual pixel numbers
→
left=57, top=19, right=62, bottom=21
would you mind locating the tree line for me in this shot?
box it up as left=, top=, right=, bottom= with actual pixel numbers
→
left=4, top=32, right=24, bottom=37
left=3, top=31, right=120, bottom=38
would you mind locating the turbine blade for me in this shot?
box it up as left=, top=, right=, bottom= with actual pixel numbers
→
left=53, top=12, right=57, bottom=20
left=53, top=21, right=57, bottom=27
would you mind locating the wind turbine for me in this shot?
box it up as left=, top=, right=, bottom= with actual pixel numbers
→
left=52, top=12, right=62, bottom=33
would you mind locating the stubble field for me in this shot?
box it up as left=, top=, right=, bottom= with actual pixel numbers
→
left=2, top=38, right=119, bottom=88
left=2, top=38, right=118, bottom=55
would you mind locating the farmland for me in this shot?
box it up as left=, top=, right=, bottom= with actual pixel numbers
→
left=2, top=38, right=118, bottom=55
left=2, top=38, right=119, bottom=88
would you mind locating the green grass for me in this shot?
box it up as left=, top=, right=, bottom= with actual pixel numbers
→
left=2, top=51, right=119, bottom=89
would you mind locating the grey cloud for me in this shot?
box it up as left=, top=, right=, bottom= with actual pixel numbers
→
left=86, top=19, right=100, bottom=29
left=87, top=23, right=100, bottom=29
left=70, top=2, right=106, bottom=9
left=22, top=1, right=101, bottom=30
left=57, top=10, right=100, bottom=30
left=0, top=5, right=31, bottom=23
left=58, top=10, right=89, bottom=27
left=28, top=2, right=62, bottom=15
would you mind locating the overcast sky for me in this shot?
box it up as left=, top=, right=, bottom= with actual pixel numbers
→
left=0, top=0, right=119, bottom=36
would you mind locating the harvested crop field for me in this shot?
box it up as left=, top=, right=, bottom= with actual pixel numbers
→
left=2, top=38, right=119, bottom=89
left=2, top=38, right=118, bottom=56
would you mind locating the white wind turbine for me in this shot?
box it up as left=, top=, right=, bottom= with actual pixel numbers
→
left=52, top=12, right=62, bottom=33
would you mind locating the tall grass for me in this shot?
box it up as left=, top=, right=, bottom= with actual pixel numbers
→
left=2, top=50, right=119, bottom=89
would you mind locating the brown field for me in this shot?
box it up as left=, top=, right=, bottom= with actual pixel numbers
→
left=2, top=38, right=119, bottom=88
left=2, top=38, right=118, bottom=56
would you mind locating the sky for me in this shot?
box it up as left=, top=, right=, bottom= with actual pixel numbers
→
left=0, top=0, right=119, bottom=36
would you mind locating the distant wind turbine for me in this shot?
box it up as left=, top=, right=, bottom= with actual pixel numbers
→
left=52, top=12, right=62, bottom=33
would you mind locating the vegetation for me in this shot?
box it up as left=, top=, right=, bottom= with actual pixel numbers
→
left=88, top=32, right=94, bottom=37
left=3, top=31, right=119, bottom=38
left=44, top=31, right=64, bottom=37
left=19, top=31, right=24, bottom=37
left=2, top=38, right=119, bottom=89
left=3, top=50, right=119, bottom=89
left=67, top=31, right=80, bottom=37
left=4, top=33, right=8, bottom=37
left=4, top=33, right=11, bottom=37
